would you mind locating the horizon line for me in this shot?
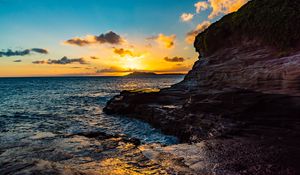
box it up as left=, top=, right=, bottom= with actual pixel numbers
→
left=0, top=74, right=186, bottom=79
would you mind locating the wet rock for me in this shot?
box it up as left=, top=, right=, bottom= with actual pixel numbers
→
left=70, top=131, right=141, bottom=146
left=72, top=131, right=111, bottom=140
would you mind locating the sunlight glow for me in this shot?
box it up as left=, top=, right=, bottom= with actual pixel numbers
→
left=122, top=55, right=144, bottom=70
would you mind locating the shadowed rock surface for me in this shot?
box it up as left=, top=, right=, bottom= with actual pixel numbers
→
left=104, top=0, right=300, bottom=174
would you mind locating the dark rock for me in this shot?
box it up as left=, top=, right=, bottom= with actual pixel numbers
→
left=104, top=0, right=300, bottom=174
left=73, top=131, right=111, bottom=140
left=71, top=131, right=141, bottom=146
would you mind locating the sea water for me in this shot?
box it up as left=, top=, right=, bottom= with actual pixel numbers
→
left=0, top=76, right=183, bottom=173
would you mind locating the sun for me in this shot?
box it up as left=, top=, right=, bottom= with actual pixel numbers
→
left=122, top=55, right=143, bottom=70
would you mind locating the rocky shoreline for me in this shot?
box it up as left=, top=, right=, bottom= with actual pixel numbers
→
left=104, top=88, right=300, bottom=174
left=104, top=0, right=300, bottom=174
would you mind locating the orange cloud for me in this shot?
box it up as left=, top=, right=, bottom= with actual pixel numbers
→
left=208, top=0, right=248, bottom=19
left=180, top=13, right=194, bottom=22
left=113, top=48, right=141, bottom=57
left=194, top=0, right=248, bottom=19
left=185, top=20, right=211, bottom=44
left=148, top=34, right=176, bottom=49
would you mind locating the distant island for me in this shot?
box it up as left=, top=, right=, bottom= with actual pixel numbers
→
left=125, top=72, right=185, bottom=77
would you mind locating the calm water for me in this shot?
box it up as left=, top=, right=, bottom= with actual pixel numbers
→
left=0, top=76, right=183, bottom=174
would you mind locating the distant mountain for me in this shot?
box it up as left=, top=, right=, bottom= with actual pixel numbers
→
left=125, top=72, right=184, bottom=77
left=126, top=72, right=157, bottom=77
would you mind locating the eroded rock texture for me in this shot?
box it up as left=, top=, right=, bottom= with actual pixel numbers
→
left=104, top=0, right=300, bottom=174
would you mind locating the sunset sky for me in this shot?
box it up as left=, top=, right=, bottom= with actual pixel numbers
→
left=0, top=0, right=248, bottom=77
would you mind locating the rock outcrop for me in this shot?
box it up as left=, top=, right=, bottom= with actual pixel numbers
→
left=104, top=0, right=300, bottom=174
left=176, top=41, right=300, bottom=96
left=178, top=0, right=300, bottom=95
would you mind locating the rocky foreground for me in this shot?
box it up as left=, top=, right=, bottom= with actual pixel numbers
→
left=104, top=0, right=300, bottom=174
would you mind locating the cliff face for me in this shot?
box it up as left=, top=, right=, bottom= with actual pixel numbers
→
left=176, top=39, right=300, bottom=96
left=104, top=0, right=300, bottom=174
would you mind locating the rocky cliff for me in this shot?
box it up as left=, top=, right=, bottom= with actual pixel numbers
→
left=176, top=0, right=300, bottom=95
left=104, top=0, right=300, bottom=174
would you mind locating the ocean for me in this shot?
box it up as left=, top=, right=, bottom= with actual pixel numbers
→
left=0, top=76, right=183, bottom=173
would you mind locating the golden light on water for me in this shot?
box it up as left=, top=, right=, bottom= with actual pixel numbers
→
left=98, top=157, right=168, bottom=175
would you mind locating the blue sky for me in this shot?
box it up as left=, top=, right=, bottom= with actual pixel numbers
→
left=0, top=0, right=208, bottom=46
left=0, top=0, right=247, bottom=76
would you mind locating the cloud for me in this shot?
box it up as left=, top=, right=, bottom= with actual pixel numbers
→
left=186, top=20, right=211, bottom=44
left=208, top=0, right=248, bottom=19
left=64, top=31, right=124, bottom=46
left=32, top=56, right=87, bottom=65
left=13, top=60, right=22, bottom=62
left=183, top=0, right=247, bottom=44
left=64, top=36, right=93, bottom=46
left=195, top=1, right=209, bottom=13
left=95, top=31, right=123, bottom=44
left=0, top=49, right=30, bottom=57
left=90, top=56, right=99, bottom=60
left=32, top=60, right=46, bottom=64
left=113, top=48, right=141, bottom=57
left=164, top=56, right=185, bottom=62
left=0, top=48, right=48, bottom=57
left=147, top=34, right=176, bottom=49
left=194, top=0, right=248, bottom=19
left=180, top=13, right=194, bottom=22
left=31, top=48, right=48, bottom=54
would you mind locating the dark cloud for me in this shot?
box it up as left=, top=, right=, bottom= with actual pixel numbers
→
left=95, top=31, right=123, bottom=44
left=164, top=56, right=185, bottom=62
left=113, top=48, right=140, bottom=57
left=32, top=56, right=87, bottom=65
left=31, top=48, right=48, bottom=54
left=0, top=48, right=48, bottom=57
left=64, top=38, right=91, bottom=46
left=90, top=56, right=99, bottom=60
left=32, top=60, right=46, bottom=64
left=13, top=60, right=22, bottom=62
left=64, top=31, right=123, bottom=46
left=0, top=49, right=30, bottom=57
